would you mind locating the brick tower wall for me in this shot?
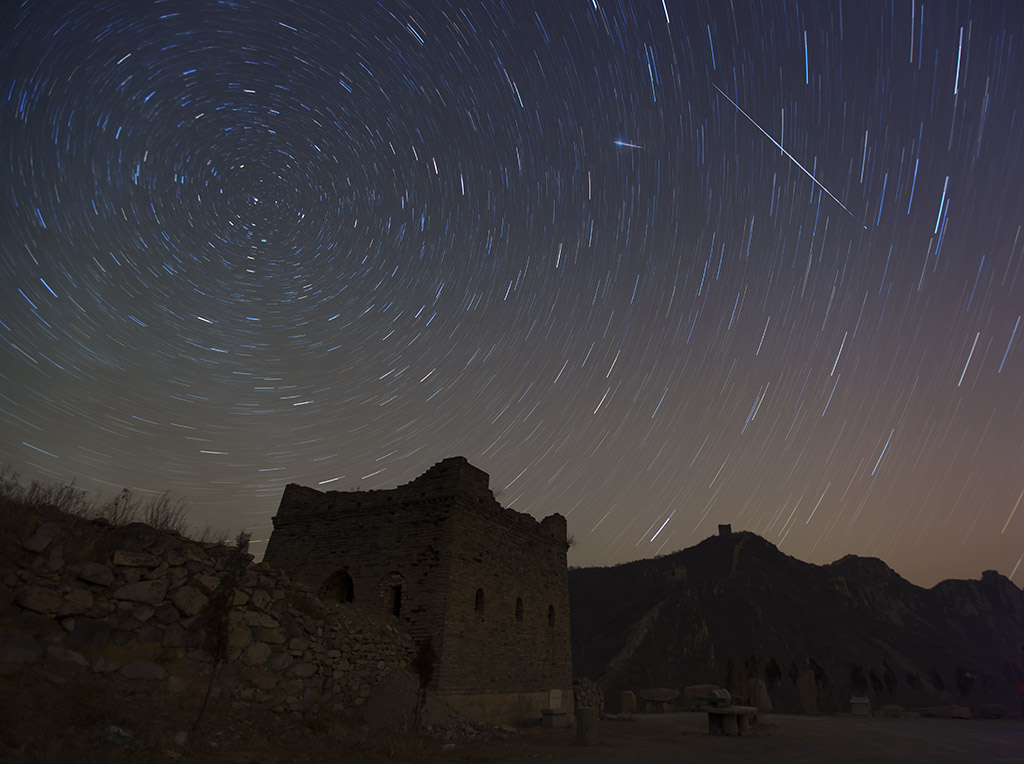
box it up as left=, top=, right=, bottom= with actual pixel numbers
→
left=439, top=500, right=572, bottom=723
left=263, top=457, right=573, bottom=724
left=262, top=479, right=456, bottom=653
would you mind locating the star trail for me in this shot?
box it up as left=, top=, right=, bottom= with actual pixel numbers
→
left=2, top=1, right=1022, bottom=587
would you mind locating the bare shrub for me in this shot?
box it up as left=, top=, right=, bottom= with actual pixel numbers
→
left=94, top=488, right=142, bottom=525
left=190, top=531, right=252, bottom=741
left=22, top=477, right=91, bottom=516
left=142, top=491, right=190, bottom=534
left=413, top=637, right=437, bottom=728
left=0, top=465, right=23, bottom=498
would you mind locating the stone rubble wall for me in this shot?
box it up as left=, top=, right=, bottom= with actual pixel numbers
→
left=0, top=504, right=415, bottom=717
left=573, top=676, right=605, bottom=712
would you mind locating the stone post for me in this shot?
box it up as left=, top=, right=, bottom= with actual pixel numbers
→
left=576, top=706, right=599, bottom=746
left=620, top=690, right=637, bottom=714
left=797, top=669, right=818, bottom=714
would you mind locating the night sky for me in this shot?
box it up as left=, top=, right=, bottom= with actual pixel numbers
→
left=3, top=1, right=1022, bottom=588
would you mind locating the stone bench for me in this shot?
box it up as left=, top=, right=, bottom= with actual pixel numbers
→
left=541, top=707, right=568, bottom=728
left=702, top=704, right=758, bottom=736
left=695, top=689, right=747, bottom=707
left=638, top=687, right=680, bottom=713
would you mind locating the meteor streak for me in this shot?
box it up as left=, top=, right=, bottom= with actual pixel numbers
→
left=614, top=139, right=644, bottom=149
left=712, top=84, right=865, bottom=227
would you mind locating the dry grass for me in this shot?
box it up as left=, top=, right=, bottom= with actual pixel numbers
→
left=0, top=465, right=227, bottom=544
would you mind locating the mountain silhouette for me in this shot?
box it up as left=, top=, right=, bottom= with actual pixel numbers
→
left=569, top=531, right=1024, bottom=714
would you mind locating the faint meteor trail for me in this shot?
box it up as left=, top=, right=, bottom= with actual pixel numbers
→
left=1002, top=486, right=1024, bottom=534
left=614, top=139, right=644, bottom=149
left=712, top=83, right=865, bottom=228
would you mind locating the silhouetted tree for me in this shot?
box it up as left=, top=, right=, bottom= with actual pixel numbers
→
left=191, top=531, right=251, bottom=738
left=850, top=665, right=868, bottom=694
left=765, top=658, right=782, bottom=690
left=955, top=666, right=975, bottom=697
left=883, top=661, right=898, bottom=695
left=413, top=637, right=437, bottom=728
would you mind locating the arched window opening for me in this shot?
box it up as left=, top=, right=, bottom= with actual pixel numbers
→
left=548, top=604, right=555, bottom=628
left=390, top=585, right=403, bottom=617
left=320, top=569, right=354, bottom=604
left=515, top=596, right=524, bottom=622
left=474, top=588, right=485, bottom=612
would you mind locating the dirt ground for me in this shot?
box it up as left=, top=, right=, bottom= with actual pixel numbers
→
left=3, top=665, right=1023, bottom=764
left=445, top=712, right=1024, bottom=764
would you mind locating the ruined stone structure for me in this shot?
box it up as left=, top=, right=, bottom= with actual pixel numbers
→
left=2, top=501, right=416, bottom=724
left=263, top=456, right=573, bottom=724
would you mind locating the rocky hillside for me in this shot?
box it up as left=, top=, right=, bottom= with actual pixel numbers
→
left=569, top=531, right=1024, bottom=715
left=0, top=494, right=440, bottom=759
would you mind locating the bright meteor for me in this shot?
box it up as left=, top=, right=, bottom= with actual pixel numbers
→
left=614, top=139, right=644, bottom=149
left=712, top=83, right=865, bottom=228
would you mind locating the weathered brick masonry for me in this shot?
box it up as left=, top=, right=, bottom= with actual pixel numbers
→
left=263, top=456, right=573, bottom=724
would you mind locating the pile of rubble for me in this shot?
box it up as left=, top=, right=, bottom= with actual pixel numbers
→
left=573, top=676, right=605, bottom=712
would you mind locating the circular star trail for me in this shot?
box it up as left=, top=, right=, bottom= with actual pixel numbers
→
left=2, top=1, right=1022, bottom=586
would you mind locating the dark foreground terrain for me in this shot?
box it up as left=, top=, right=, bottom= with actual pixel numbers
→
left=466, top=713, right=1024, bottom=764
left=3, top=664, right=1022, bottom=764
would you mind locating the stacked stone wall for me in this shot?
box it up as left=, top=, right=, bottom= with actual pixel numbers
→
left=0, top=504, right=415, bottom=718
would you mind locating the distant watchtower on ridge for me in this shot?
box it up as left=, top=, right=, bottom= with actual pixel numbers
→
left=263, top=456, right=573, bottom=724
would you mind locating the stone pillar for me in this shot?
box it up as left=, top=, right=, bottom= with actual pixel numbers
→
left=751, top=678, right=773, bottom=713
left=620, top=690, right=637, bottom=714
left=726, top=659, right=743, bottom=696
left=576, top=706, right=599, bottom=746
left=548, top=688, right=562, bottom=709
left=797, top=670, right=818, bottom=714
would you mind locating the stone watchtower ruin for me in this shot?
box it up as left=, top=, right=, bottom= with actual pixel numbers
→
left=263, top=456, right=573, bottom=724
